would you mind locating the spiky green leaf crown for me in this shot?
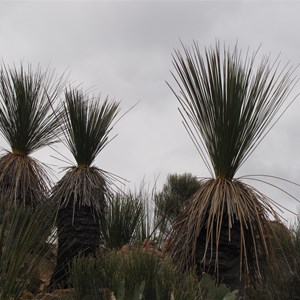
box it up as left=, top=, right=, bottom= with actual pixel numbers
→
left=170, top=42, right=297, bottom=179
left=0, top=64, right=65, bottom=155
left=63, top=88, right=120, bottom=167
left=51, top=89, right=120, bottom=213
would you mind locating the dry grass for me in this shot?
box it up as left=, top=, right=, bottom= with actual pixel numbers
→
left=0, top=152, right=50, bottom=206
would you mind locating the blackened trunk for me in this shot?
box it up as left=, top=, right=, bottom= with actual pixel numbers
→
left=50, top=201, right=100, bottom=288
left=196, top=216, right=252, bottom=295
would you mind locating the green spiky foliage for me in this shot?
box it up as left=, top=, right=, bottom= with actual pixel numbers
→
left=70, top=249, right=206, bottom=300
left=0, top=64, right=65, bottom=207
left=100, top=192, right=145, bottom=249
left=0, top=198, right=55, bottom=299
left=167, top=42, right=297, bottom=291
left=50, top=88, right=120, bottom=288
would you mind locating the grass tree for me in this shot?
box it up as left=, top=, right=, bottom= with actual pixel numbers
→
left=0, top=64, right=64, bottom=207
left=50, top=88, right=120, bottom=288
left=166, top=42, right=298, bottom=291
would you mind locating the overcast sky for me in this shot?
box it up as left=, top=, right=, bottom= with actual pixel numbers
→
left=1, top=1, right=300, bottom=223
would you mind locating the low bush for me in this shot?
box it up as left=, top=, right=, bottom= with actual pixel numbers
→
left=70, top=247, right=237, bottom=300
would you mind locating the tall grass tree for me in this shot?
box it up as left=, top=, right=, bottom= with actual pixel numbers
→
left=50, top=88, right=120, bottom=288
left=167, top=42, right=298, bottom=291
left=0, top=63, right=65, bottom=207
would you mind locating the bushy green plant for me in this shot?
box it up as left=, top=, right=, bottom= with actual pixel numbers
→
left=70, top=247, right=237, bottom=300
left=101, top=182, right=167, bottom=250
left=248, top=219, right=300, bottom=299
left=156, top=257, right=202, bottom=300
left=70, top=249, right=195, bottom=299
left=70, top=249, right=159, bottom=300
left=100, top=192, right=145, bottom=249
left=154, top=173, right=201, bottom=239
left=0, top=199, right=55, bottom=299
left=199, top=274, right=238, bottom=300
left=121, top=248, right=160, bottom=299
left=69, top=256, right=112, bottom=300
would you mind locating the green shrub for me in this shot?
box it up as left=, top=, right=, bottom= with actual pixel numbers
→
left=70, top=249, right=160, bottom=300
left=100, top=192, right=145, bottom=249
left=248, top=219, right=300, bottom=299
left=70, top=247, right=238, bottom=300
left=199, top=274, right=238, bottom=300
left=0, top=200, right=55, bottom=299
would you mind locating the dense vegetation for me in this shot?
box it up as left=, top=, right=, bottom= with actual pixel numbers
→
left=0, top=42, right=300, bottom=299
left=1, top=183, right=300, bottom=299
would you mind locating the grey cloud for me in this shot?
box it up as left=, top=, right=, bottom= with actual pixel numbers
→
left=0, top=1, right=300, bottom=222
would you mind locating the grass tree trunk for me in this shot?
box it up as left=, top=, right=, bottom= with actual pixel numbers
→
left=51, top=200, right=100, bottom=288
left=196, top=215, right=247, bottom=293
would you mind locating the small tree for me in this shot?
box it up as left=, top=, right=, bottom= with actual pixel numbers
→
left=154, top=173, right=200, bottom=238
